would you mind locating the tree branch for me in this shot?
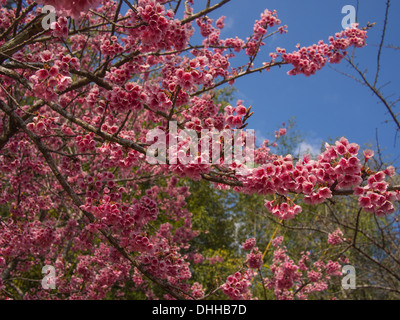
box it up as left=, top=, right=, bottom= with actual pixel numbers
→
left=180, top=0, right=231, bottom=25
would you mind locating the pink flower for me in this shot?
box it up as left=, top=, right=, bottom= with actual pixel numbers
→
left=308, top=270, right=322, bottom=282
left=216, top=16, right=226, bottom=29
left=51, top=17, right=68, bottom=39
left=335, top=143, right=347, bottom=155
left=384, top=165, right=395, bottom=177
left=359, top=196, right=371, bottom=208
left=272, top=236, right=284, bottom=247
left=242, top=238, right=256, bottom=251
left=302, top=182, right=314, bottom=195
left=328, top=228, right=344, bottom=245
left=56, top=76, right=72, bottom=91
left=325, top=261, right=342, bottom=276
left=363, top=149, right=374, bottom=161
left=347, top=143, right=359, bottom=155
left=247, top=249, right=262, bottom=269
left=36, top=0, right=101, bottom=19
left=318, top=187, right=332, bottom=199
left=40, top=50, right=53, bottom=62
left=49, top=66, right=59, bottom=77
left=353, top=187, right=365, bottom=196
left=236, top=105, right=247, bottom=116
left=36, top=69, right=49, bottom=80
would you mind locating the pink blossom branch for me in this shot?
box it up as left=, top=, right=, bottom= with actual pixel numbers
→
left=0, top=99, right=190, bottom=300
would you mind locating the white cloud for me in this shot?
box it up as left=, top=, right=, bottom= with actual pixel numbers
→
left=255, top=130, right=267, bottom=145
left=224, top=16, right=234, bottom=30
left=295, top=141, right=321, bottom=157
left=220, top=16, right=235, bottom=34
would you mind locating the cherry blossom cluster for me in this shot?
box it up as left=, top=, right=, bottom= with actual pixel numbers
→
left=278, top=24, right=367, bottom=76
left=36, top=0, right=102, bottom=19
left=355, top=168, right=399, bottom=216
left=242, top=238, right=256, bottom=251
left=264, top=236, right=342, bottom=300
left=140, top=246, right=192, bottom=283
left=190, top=282, right=205, bottom=299
left=29, top=53, right=79, bottom=101
left=126, top=0, right=191, bottom=52
left=328, top=228, right=345, bottom=246
left=26, top=115, right=58, bottom=136
left=183, top=95, right=219, bottom=123
left=245, top=9, right=285, bottom=57
left=0, top=4, right=14, bottom=32
left=246, top=246, right=263, bottom=269
left=240, top=136, right=399, bottom=220
left=225, top=102, right=248, bottom=129
left=196, top=16, right=215, bottom=38
left=264, top=198, right=303, bottom=220
left=206, top=255, right=224, bottom=265
left=101, top=36, right=125, bottom=56
left=253, top=9, right=281, bottom=39
left=51, top=16, right=69, bottom=39
left=221, top=270, right=255, bottom=300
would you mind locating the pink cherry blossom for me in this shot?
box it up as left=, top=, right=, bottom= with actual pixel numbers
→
left=0, top=0, right=396, bottom=302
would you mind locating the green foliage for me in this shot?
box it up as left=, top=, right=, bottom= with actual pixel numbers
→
left=212, top=86, right=238, bottom=110
left=187, top=179, right=237, bottom=250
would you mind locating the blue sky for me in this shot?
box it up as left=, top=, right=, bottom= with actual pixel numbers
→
left=194, top=0, right=400, bottom=167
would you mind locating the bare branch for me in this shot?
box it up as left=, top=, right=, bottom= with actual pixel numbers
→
left=180, top=0, right=231, bottom=25
left=374, top=0, right=391, bottom=87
